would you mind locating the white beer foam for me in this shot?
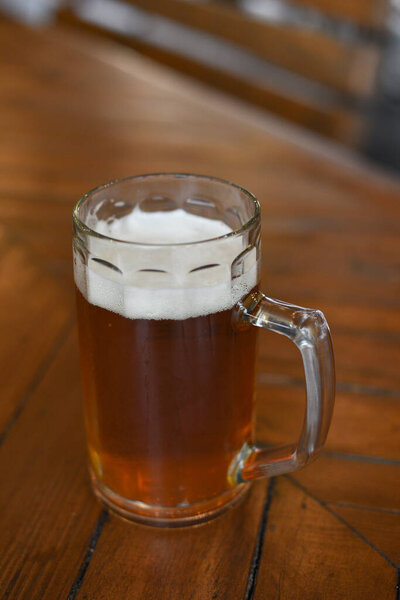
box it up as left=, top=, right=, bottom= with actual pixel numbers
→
left=94, top=206, right=232, bottom=243
left=74, top=208, right=258, bottom=320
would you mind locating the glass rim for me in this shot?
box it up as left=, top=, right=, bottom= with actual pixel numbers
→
left=72, top=173, right=260, bottom=247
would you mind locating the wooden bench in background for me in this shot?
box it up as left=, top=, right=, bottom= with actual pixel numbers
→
left=57, top=0, right=391, bottom=149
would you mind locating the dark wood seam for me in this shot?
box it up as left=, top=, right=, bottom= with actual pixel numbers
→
left=322, top=451, right=400, bottom=466
left=286, top=475, right=398, bottom=569
left=0, top=314, right=74, bottom=448
left=243, top=478, right=276, bottom=600
left=327, top=501, right=400, bottom=515
left=257, top=373, right=400, bottom=400
left=67, top=509, right=109, bottom=600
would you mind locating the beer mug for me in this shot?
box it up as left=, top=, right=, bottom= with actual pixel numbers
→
left=73, top=174, right=335, bottom=526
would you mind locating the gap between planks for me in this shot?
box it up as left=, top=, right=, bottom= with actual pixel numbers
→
left=257, top=372, right=400, bottom=400
left=286, top=475, right=399, bottom=570
left=67, top=509, right=110, bottom=600
left=0, top=314, right=75, bottom=448
left=244, top=478, right=276, bottom=600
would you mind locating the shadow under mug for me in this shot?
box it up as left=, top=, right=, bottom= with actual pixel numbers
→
left=73, top=173, right=335, bottom=526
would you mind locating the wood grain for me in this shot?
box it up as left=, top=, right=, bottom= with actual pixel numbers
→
left=255, top=383, right=400, bottom=460
left=253, top=477, right=397, bottom=599
left=0, top=18, right=400, bottom=600
left=0, top=237, right=72, bottom=433
left=257, top=326, right=400, bottom=391
left=292, top=456, right=400, bottom=511
left=0, top=328, right=101, bottom=599
left=332, top=505, right=400, bottom=566
left=0, top=195, right=73, bottom=266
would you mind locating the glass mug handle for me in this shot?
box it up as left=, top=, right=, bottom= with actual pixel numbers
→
left=229, top=290, right=335, bottom=484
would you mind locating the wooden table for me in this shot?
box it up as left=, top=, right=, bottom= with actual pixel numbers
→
left=1, top=18, right=400, bottom=600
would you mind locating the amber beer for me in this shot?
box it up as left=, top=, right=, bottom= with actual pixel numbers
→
left=76, top=289, right=258, bottom=509
left=74, top=174, right=335, bottom=525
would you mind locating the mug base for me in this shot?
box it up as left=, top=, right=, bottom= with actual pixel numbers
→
left=90, top=469, right=251, bottom=527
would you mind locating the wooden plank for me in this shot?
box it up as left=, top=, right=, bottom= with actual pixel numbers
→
left=1, top=19, right=399, bottom=411
left=0, top=236, right=72, bottom=433
left=0, top=328, right=102, bottom=599
left=292, top=456, right=400, bottom=511
left=255, top=384, right=400, bottom=461
left=0, top=195, right=74, bottom=265
left=73, top=482, right=267, bottom=600
left=260, top=231, right=400, bottom=307
left=332, top=505, right=400, bottom=566
left=289, top=0, right=389, bottom=28
left=4, top=214, right=399, bottom=399
left=2, top=24, right=398, bottom=308
left=0, top=22, right=397, bottom=203
left=316, top=302, right=400, bottom=337
left=257, top=325, right=400, bottom=391
left=254, top=477, right=397, bottom=600
left=244, top=147, right=400, bottom=228
left=124, top=0, right=380, bottom=95
left=0, top=19, right=399, bottom=600
left=3, top=192, right=400, bottom=319
left=57, top=10, right=363, bottom=146
left=0, top=23, right=399, bottom=398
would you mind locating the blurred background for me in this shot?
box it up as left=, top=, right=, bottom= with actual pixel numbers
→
left=1, top=0, right=400, bottom=172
